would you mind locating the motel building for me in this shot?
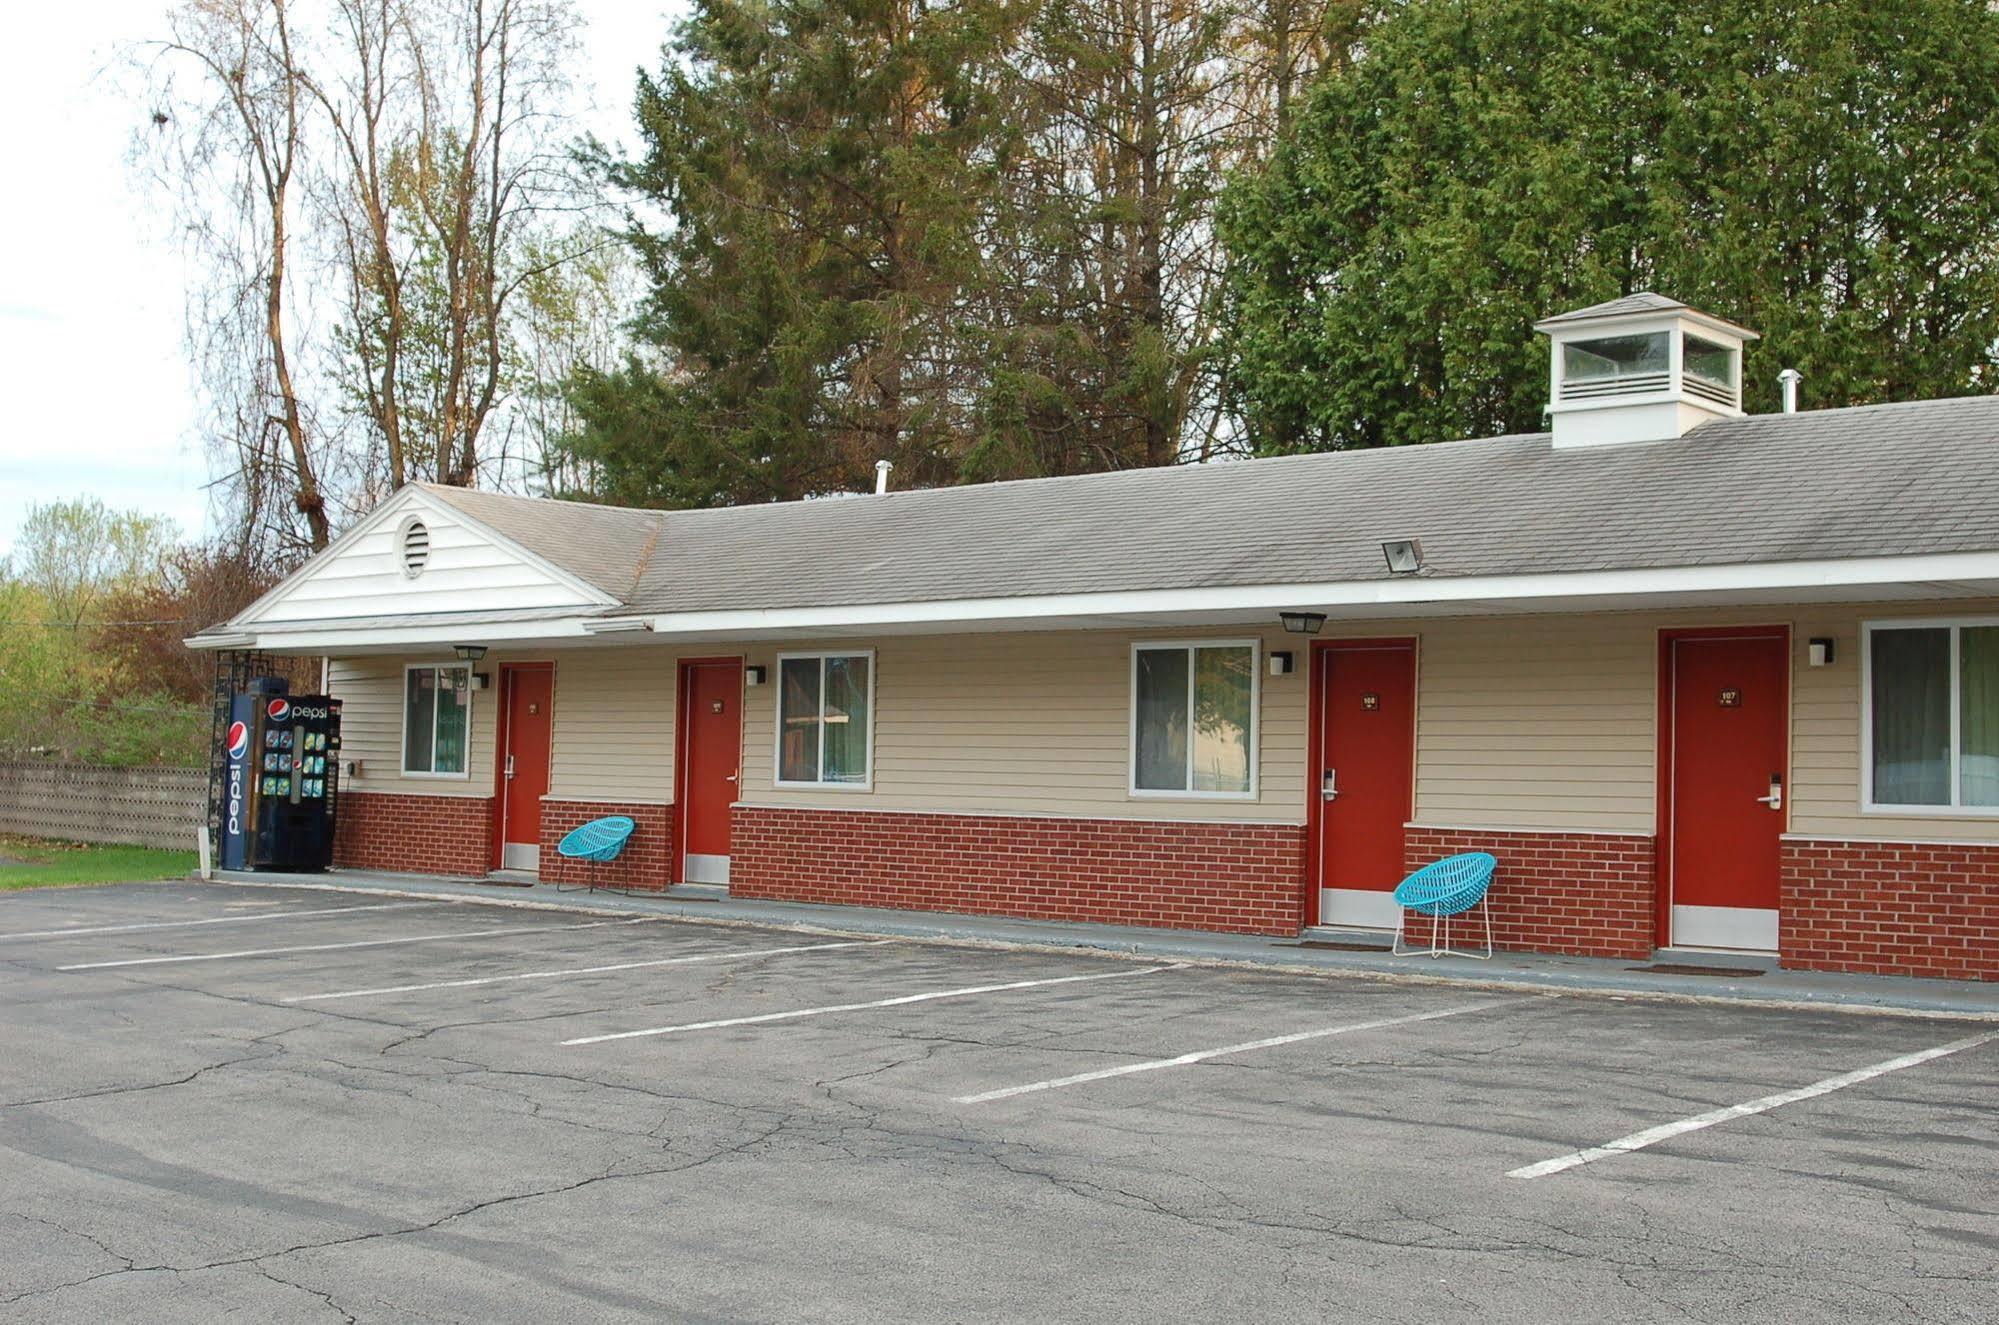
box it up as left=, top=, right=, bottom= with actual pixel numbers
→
left=189, top=295, right=1999, bottom=982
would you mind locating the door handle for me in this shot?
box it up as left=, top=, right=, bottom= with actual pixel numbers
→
left=1755, top=774, right=1783, bottom=811
left=725, top=772, right=738, bottom=783
left=1321, top=769, right=1339, bottom=801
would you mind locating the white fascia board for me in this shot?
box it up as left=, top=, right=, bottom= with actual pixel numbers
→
left=634, top=551, right=1999, bottom=638
left=207, top=616, right=607, bottom=653
left=1537, top=307, right=1757, bottom=344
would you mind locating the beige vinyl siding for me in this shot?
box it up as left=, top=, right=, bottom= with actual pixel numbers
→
left=327, top=654, right=499, bottom=798
left=1409, top=615, right=1657, bottom=832
left=318, top=596, right=1999, bottom=845
left=1789, top=600, right=1999, bottom=843
left=740, top=629, right=1307, bottom=821
left=546, top=648, right=678, bottom=802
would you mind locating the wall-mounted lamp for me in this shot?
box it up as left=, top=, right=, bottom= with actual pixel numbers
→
left=1382, top=538, right=1423, bottom=575
left=453, top=644, right=488, bottom=663
left=1807, top=638, right=1836, bottom=667
left=745, top=665, right=768, bottom=687
left=1279, top=611, right=1327, bottom=635
left=1268, top=651, right=1295, bottom=677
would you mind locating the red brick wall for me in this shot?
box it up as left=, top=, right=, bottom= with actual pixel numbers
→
left=731, top=806, right=1307, bottom=935
left=1780, top=838, right=1999, bottom=982
left=334, top=790, right=492, bottom=877
left=1403, top=827, right=1658, bottom=959
left=538, top=800, right=673, bottom=891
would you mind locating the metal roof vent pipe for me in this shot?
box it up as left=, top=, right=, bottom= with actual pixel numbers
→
left=1778, top=367, right=1803, bottom=414
left=875, top=459, right=894, bottom=495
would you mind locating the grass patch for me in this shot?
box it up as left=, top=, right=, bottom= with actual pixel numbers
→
left=0, top=835, right=196, bottom=891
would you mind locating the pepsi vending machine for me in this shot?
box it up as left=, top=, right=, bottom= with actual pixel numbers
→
left=220, top=679, right=342, bottom=871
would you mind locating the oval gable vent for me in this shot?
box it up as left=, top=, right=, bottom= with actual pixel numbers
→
left=400, top=518, right=431, bottom=577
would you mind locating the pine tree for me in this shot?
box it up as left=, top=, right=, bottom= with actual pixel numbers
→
left=564, top=0, right=1027, bottom=507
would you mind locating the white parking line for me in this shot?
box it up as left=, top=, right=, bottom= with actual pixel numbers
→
left=953, top=1000, right=1508, bottom=1104
left=281, top=939, right=891, bottom=1002
left=564, top=963, right=1176, bottom=1046
left=0, top=902, right=428, bottom=941
left=1509, top=1028, right=1999, bottom=1179
left=56, top=917, right=660, bottom=971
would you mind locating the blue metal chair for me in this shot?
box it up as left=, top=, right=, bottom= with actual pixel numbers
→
left=555, top=816, right=636, bottom=894
left=1391, top=852, right=1497, bottom=959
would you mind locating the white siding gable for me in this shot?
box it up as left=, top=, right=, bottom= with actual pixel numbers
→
left=238, top=489, right=615, bottom=626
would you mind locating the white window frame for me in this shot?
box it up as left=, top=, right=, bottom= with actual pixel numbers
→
left=1128, top=639, right=1261, bottom=801
left=1860, top=616, right=1999, bottom=817
left=400, top=662, right=474, bottom=779
left=773, top=649, right=876, bottom=791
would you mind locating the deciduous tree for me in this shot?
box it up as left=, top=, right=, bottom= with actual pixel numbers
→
left=1219, top=0, right=1999, bottom=453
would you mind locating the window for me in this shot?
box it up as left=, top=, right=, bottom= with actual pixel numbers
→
left=1682, top=333, right=1736, bottom=391
left=1562, top=331, right=1669, bottom=386
left=1130, top=642, right=1257, bottom=797
left=776, top=652, right=873, bottom=787
left=1864, top=621, right=1999, bottom=813
left=403, top=665, right=471, bottom=775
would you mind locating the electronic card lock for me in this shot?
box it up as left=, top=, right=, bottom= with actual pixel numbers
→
left=1321, top=768, right=1340, bottom=801
left=1756, top=773, right=1784, bottom=812
left=505, top=754, right=517, bottom=781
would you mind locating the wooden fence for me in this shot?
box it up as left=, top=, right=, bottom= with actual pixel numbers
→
left=0, top=762, right=206, bottom=851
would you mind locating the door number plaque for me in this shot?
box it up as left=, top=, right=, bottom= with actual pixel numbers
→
left=1718, top=688, right=1741, bottom=708
left=1361, top=692, right=1380, bottom=711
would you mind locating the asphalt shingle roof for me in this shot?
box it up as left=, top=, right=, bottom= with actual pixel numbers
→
left=423, top=395, right=1999, bottom=617
left=1535, top=291, right=1692, bottom=325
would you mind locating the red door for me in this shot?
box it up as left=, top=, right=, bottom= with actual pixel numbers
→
left=1313, top=641, right=1417, bottom=928
left=677, top=659, right=743, bottom=885
left=498, top=665, right=553, bottom=872
left=1665, top=632, right=1787, bottom=951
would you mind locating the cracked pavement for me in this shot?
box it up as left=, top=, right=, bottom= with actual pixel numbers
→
left=0, top=880, right=1994, bottom=1323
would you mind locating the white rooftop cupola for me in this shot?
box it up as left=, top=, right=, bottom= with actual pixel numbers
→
left=1534, top=292, right=1758, bottom=449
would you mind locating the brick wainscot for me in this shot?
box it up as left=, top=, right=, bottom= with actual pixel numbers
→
left=1402, top=826, right=1658, bottom=959
left=537, top=799, right=674, bottom=890
left=334, top=790, right=492, bottom=876
left=1781, top=838, right=1999, bottom=982
left=731, top=806, right=1307, bottom=935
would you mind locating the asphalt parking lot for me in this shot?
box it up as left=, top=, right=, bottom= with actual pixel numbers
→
left=2, top=882, right=1995, bottom=1323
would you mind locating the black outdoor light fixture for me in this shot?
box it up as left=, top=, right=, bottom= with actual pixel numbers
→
left=1382, top=538, right=1424, bottom=575
left=1279, top=611, right=1327, bottom=635
left=453, top=644, right=491, bottom=690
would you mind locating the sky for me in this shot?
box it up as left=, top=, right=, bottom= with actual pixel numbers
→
left=0, top=1, right=677, bottom=561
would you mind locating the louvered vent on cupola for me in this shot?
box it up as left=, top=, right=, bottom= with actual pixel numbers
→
left=1534, top=293, right=1759, bottom=449
left=399, top=517, right=431, bottom=577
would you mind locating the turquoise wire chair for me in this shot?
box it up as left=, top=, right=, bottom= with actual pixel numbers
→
left=555, top=815, right=636, bottom=894
left=1391, top=851, right=1497, bottom=959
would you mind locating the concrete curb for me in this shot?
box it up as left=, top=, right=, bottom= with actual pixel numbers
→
left=200, top=869, right=1999, bottom=1022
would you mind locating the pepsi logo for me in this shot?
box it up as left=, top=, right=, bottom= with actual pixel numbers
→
left=226, top=721, right=250, bottom=760
left=267, top=698, right=291, bottom=722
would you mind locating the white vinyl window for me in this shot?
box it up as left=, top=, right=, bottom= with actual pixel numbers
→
left=403, top=664, right=472, bottom=777
left=775, top=651, right=874, bottom=789
left=1862, top=620, right=1999, bottom=815
left=1130, top=641, right=1258, bottom=798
